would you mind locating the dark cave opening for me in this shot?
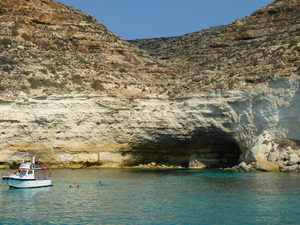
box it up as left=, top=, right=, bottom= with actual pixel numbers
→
left=131, top=127, right=241, bottom=168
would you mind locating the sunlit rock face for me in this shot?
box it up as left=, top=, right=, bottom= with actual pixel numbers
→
left=130, top=0, right=300, bottom=93
left=1, top=78, right=299, bottom=168
left=0, top=0, right=299, bottom=169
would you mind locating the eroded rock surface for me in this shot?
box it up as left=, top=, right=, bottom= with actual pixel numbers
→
left=0, top=0, right=299, bottom=170
left=234, top=130, right=300, bottom=172
left=1, top=77, right=299, bottom=169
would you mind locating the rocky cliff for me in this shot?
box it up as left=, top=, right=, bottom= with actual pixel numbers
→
left=130, top=0, right=300, bottom=92
left=0, top=0, right=299, bottom=171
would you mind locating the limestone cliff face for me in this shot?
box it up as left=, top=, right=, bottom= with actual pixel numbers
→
left=1, top=77, right=299, bottom=169
left=0, top=0, right=299, bottom=170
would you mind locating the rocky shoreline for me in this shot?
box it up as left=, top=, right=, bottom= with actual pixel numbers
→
left=233, top=131, right=300, bottom=172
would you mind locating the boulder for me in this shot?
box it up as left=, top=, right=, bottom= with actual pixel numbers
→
left=245, top=131, right=273, bottom=164
left=188, top=160, right=206, bottom=169
left=275, top=161, right=285, bottom=168
left=281, top=165, right=299, bottom=172
left=254, top=160, right=280, bottom=172
left=237, top=162, right=251, bottom=172
left=288, top=153, right=299, bottom=166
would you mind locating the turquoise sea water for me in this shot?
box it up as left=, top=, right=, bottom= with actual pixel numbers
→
left=1, top=169, right=300, bottom=224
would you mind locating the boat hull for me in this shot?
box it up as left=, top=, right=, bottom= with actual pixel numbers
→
left=2, top=177, right=52, bottom=189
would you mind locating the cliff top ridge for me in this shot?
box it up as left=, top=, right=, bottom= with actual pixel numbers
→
left=0, top=0, right=299, bottom=97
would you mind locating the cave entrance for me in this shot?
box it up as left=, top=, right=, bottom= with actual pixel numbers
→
left=131, top=127, right=241, bottom=168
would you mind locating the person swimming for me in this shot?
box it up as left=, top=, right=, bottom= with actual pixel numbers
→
left=69, top=185, right=80, bottom=188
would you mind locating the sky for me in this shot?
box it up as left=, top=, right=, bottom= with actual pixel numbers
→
left=56, top=0, right=272, bottom=40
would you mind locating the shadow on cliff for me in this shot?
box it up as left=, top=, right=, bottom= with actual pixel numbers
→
left=279, top=81, right=300, bottom=142
left=130, top=125, right=241, bottom=168
left=269, top=78, right=300, bottom=142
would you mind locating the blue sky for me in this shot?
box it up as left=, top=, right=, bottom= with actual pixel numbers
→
left=57, top=0, right=272, bottom=40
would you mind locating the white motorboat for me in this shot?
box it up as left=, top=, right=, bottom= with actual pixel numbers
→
left=2, top=155, right=52, bottom=189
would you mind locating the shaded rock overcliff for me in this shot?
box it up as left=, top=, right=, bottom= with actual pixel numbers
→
left=0, top=0, right=299, bottom=170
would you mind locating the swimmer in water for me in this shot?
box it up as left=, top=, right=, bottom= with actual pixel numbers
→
left=69, top=185, right=80, bottom=188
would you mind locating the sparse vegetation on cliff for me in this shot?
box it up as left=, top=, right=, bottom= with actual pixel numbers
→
left=0, top=56, right=15, bottom=64
left=0, top=0, right=299, bottom=170
left=21, top=33, right=31, bottom=41
left=0, top=0, right=297, bottom=96
left=92, top=81, right=105, bottom=91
